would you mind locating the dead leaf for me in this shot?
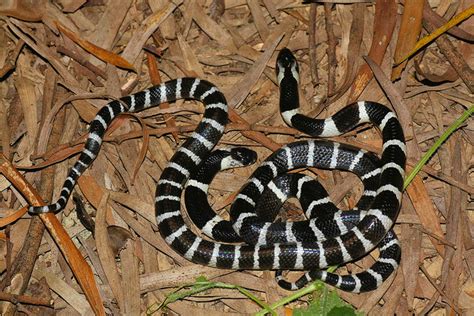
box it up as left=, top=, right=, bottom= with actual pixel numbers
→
left=56, top=21, right=135, bottom=71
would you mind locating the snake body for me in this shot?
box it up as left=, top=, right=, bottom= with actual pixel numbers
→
left=29, top=49, right=405, bottom=293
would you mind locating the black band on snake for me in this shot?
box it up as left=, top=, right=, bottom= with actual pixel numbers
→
left=28, top=48, right=405, bottom=294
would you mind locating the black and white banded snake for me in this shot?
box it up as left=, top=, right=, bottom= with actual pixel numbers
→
left=184, top=147, right=401, bottom=292
left=29, top=48, right=406, bottom=293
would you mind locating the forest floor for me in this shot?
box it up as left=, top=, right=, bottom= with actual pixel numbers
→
left=0, top=0, right=473, bottom=315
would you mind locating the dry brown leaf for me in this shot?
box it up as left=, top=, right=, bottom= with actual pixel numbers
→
left=56, top=22, right=135, bottom=71
left=121, top=0, right=183, bottom=65
left=0, top=0, right=46, bottom=21
left=348, top=0, right=397, bottom=102
left=120, top=240, right=141, bottom=315
left=0, top=206, right=27, bottom=227
left=33, top=269, right=93, bottom=315
left=192, top=2, right=238, bottom=52
left=329, top=3, right=364, bottom=103
left=111, top=199, right=189, bottom=266
left=177, top=33, right=205, bottom=77
left=15, top=61, right=39, bottom=150
left=146, top=52, right=180, bottom=142
left=400, top=222, right=422, bottom=310
left=391, top=0, right=424, bottom=80
left=139, top=265, right=232, bottom=293
left=406, top=175, right=445, bottom=256
left=95, top=193, right=126, bottom=311
left=247, top=0, right=270, bottom=41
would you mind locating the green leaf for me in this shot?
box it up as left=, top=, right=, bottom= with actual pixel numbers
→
left=292, top=289, right=363, bottom=316
left=328, top=306, right=361, bottom=316
left=195, top=275, right=208, bottom=283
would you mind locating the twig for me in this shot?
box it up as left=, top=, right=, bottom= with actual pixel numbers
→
left=0, top=156, right=47, bottom=315
left=423, top=18, right=474, bottom=93
left=56, top=45, right=107, bottom=79
left=308, top=3, right=319, bottom=85
left=0, top=291, right=53, bottom=307
left=0, top=39, right=24, bottom=79
left=324, top=3, right=336, bottom=96
left=419, top=264, right=460, bottom=314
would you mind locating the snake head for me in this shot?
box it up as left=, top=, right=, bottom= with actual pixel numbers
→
left=276, top=48, right=299, bottom=85
left=220, top=147, right=257, bottom=170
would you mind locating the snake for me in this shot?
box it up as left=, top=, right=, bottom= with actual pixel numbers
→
left=29, top=48, right=405, bottom=294
left=155, top=48, right=405, bottom=293
left=185, top=147, right=400, bottom=292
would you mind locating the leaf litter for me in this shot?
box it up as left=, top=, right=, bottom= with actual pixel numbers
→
left=0, top=0, right=473, bottom=315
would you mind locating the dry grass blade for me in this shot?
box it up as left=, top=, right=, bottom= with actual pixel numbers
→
left=422, top=3, right=474, bottom=41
